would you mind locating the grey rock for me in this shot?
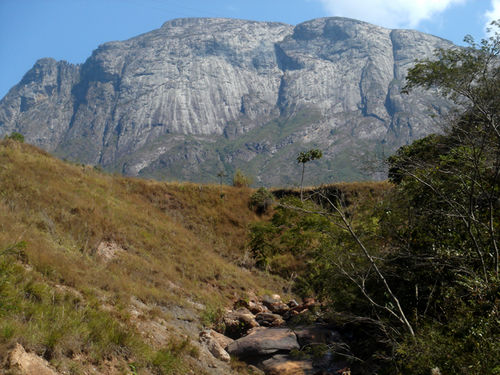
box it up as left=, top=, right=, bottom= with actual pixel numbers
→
left=200, top=329, right=234, bottom=350
left=200, top=330, right=231, bottom=362
left=227, top=327, right=299, bottom=358
left=0, top=17, right=453, bottom=184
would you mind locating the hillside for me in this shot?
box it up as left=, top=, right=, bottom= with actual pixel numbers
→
left=0, top=139, right=295, bottom=374
left=0, top=17, right=452, bottom=184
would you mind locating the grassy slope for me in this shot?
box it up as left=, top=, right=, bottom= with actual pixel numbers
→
left=0, top=140, right=286, bottom=374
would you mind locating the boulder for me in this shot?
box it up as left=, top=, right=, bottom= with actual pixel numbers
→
left=200, top=329, right=234, bottom=349
left=262, top=294, right=281, bottom=306
left=262, top=294, right=290, bottom=314
left=227, top=327, right=299, bottom=358
left=256, top=312, right=286, bottom=327
left=261, top=354, right=316, bottom=375
left=223, top=308, right=260, bottom=338
left=8, top=343, right=59, bottom=375
left=248, top=300, right=266, bottom=314
left=199, top=330, right=231, bottom=362
left=282, top=299, right=317, bottom=320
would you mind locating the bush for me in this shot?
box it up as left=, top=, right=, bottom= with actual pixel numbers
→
left=4, top=132, right=24, bottom=143
left=232, top=169, right=253, bottom=187
left=249, top=187, right=274, bottom=214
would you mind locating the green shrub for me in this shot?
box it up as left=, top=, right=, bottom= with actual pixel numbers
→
left=5, top=132, right=24, bottom=143
left=200, top=304, right=225, bottom=332
left=249, top=187, right=274, bottom=214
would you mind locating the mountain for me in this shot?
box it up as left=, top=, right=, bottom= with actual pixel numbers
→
left=0, top=17, right=452, bottom=185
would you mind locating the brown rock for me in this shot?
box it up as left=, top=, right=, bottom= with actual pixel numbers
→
left=282, top=299, right=318, bottom=320
left=248, top=300, right=266, bottom=314
left=95, top=241, right=124, bottom=262
left=262, top=294, right=281, bottom=306
left=302, top=298, right=316, bottom=307
left=227, top=327, right=299, bottom=358
left=223, top=309, right=260, bottom=338
left=262, top=354, right=316, bottom=375
left=8, top=343, right=59, bottom=375
left=256, top=312, right=286, bottom=327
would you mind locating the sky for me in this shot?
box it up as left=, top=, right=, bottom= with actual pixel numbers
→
left=1, top=0, right=499, bottom=99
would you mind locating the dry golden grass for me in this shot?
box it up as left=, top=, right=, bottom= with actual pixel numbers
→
left=0, top=140, right=391, bottom=373
left=0, top=139, right=285, bottom=314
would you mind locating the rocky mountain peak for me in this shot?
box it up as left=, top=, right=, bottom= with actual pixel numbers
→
left=0, top=17, right=453, bottom=185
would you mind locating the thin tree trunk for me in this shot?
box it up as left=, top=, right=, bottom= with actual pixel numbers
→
left=300, top=163, right=305, bottom=201
left=322, top=194, right=416, bottom=337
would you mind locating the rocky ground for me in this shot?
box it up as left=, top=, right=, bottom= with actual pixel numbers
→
left=4, top=293, right=352, bottom=375
left=202, top=294, right=353, bottom=375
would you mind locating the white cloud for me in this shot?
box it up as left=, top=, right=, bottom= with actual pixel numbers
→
left=316, top=0, right=467, bottom=29
left=485, top=0, right=500, bottom=28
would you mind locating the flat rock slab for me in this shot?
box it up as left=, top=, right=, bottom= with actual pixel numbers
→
left=262, top=354, right=316, bottom=375
left=227, top=328, right=299, bottom=358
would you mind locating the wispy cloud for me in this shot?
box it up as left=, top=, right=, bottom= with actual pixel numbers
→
left=315, top=0, right=467, bottom=29
left=485, top=0, right=500, bottom=29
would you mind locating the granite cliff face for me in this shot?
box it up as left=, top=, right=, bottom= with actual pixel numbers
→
left=0, top=17, right=452, bottom=185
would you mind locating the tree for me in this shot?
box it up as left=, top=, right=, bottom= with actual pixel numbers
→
left=401, top=21, right=500, bottom=280
left=383, top=21, right=500, bottom=373
left=297, top=149, right=322, bottom=201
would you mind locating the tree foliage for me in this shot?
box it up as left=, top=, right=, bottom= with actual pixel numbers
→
left=384, top=22, right=500, bottom=374
left=297, top=149, right=323, bottom=200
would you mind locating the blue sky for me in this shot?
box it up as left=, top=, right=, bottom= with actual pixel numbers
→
left=1, top=0, right=499, bottom=98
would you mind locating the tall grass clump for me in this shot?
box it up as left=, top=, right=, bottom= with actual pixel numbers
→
left=232, top=169, right=253, bottom=187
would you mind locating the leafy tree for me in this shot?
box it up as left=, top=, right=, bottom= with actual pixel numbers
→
left=401, top=21, right=500, bottom=281
left=297, top=149, right=322, bottom=200
left=384, top=21, right=500, bottom=373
